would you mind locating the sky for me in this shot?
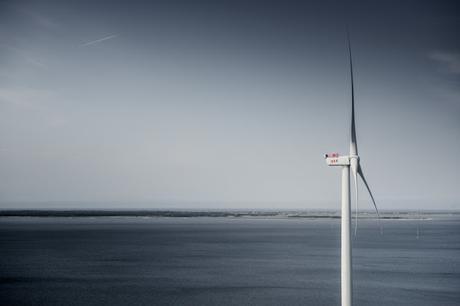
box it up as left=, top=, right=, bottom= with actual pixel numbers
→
left=0, top=0, right=459, bottom=210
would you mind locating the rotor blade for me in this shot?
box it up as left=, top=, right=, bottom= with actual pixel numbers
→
left=347, top=31, right=358, bottom=156
left=358, top=165, right=383, bottom=234
left=351, top=159, right=359, bottom=237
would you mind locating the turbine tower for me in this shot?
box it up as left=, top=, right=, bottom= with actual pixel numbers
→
left=324, top=35, right=380, bottom=306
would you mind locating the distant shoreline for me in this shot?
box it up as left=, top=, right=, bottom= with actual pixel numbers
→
left=0, top=210, right=457, bottom=219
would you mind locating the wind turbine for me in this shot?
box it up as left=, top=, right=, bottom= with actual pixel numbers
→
left=324, top=35, right=380, bottom=306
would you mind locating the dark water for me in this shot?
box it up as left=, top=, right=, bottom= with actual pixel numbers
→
left=0, top=217, right=459, bottom=306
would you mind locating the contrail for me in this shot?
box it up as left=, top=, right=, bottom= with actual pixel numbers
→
left=81, top=34, right=117, bottom=46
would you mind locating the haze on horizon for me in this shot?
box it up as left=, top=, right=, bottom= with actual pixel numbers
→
left=0, top=0, right=459, bottom=210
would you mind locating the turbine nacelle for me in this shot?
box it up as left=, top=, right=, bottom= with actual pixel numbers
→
left=324, top=153, right=354, bottom=166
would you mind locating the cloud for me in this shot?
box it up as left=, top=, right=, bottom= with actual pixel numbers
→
left=14, top=6, right=59, bottom=30
left=429, top=51, right=460, bottom=75
left=81, top=35, right=118, bottom=47
left=27, top=12, right=59, bottom=29
left=1, top=45, right=47, bottom=69
left=0, top=87, right=55, bottom=108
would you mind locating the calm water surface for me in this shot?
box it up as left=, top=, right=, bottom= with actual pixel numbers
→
left=1, top=217, right=459, bottom=305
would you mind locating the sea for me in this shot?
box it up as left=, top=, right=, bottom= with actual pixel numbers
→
left=0, top=213, right=459, bottom=306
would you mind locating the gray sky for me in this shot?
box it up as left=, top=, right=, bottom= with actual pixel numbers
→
left=0, top=0, right=459, bottom=210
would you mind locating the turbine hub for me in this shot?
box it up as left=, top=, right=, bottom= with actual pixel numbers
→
left=349, top=155, right=360, bottom=161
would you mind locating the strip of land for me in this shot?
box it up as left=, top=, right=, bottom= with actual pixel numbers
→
left=0, top=210, right=453, bottom=219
